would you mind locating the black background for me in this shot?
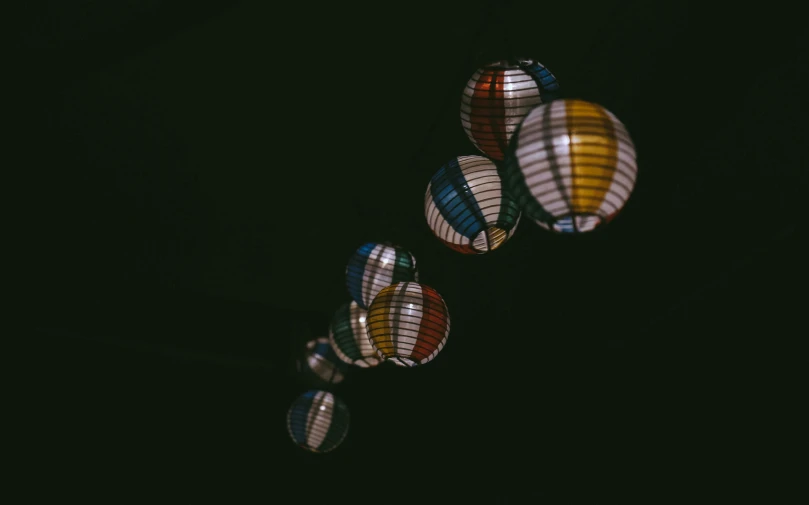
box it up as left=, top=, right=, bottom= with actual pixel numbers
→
left=16, top=1, right=807, bottom=501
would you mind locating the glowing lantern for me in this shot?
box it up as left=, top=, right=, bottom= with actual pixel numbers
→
left=502, top=99, right=638, bottom=233
left=366, top=282, right=450, bottom=367
left=328, top=300, right=380, bottom=368
left=461, top=58, right=560, bottom=161
left=425, top=155, right=521, bottom=254
left=300, top=337, right=348, bottom=385
left=286, top=390, right=350, bottom=454
left=346, top=242, right=418, bottom=310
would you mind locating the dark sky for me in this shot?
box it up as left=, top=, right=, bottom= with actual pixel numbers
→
left=18, top=0, right=807, bottom=501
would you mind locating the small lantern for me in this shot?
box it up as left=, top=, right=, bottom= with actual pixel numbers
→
left=346, top=242, right=418, bottom=310
left=366, top=282, right=450, bottom=367
left=502, top=99, right=638, bottom=233
left=287, top=389, right=350, bottom=454
left=425, top=155, right=521, bottom=254
left=329, top=300, right=380, bottom=368
left=461, top=58, right=560, bottom=161
left=301, top=337, right=348, bottom=385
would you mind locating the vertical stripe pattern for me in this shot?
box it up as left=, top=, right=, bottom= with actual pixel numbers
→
left=302, top=337, right=348, bottom=385
left=328, top=301, right=380, bottom=368
left=346, top=242, right=419, bottom=309
left=365, top=282, right=450, bottom=367
left=503, top=99, right=637, bottom=233
left=287, top=390, right=350, bottom=454
left=425, top=155, right=521, bottom=254
left=461, top=58, right=560, bottom=161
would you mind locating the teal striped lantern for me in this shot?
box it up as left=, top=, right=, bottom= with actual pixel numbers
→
left=425, top=155, right=521, bottom=254
left=346, top=242, right=419, bottom=310
left=328, top=301, right=381, bottom=368
left=287, top=390, right=350, bottom=454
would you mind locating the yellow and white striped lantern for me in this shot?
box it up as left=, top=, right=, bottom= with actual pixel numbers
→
left=502, top=99, right=638, bottom=233
left=365, top=282, right=450, bottom=367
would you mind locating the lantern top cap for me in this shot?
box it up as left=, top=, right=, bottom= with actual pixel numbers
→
left=484, top=57, right=537, bottom=69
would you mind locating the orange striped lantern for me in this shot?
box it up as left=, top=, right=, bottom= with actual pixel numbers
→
left=461, top=58, right=560, bottom=161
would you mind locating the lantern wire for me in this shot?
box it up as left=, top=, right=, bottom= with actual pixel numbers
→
left=409, top=0, right=511, bottom=174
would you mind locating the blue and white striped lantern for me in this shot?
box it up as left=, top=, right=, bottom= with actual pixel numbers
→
left=346, top=242, right=419, bottom=310
left=301, top=337, right=349, bottom=385
left=286, top=390, right=350, bottom=454
left=425, top=155, right=521, bottom=254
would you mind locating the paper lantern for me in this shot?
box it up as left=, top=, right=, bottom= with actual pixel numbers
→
left=301, top=337, right=348, bottom=385
left=502, top=99, right=638, bottom=233
left=328, top=300, right=380, bottom=368
left=287, top=390, right=350, bottom=454
left=366, top=282, right=450, bottom=367
left=346, top=242, right=418, bottom=310
left=461, top=58, right=560, bottom=161
left=425, top=155, right=521, bottom=254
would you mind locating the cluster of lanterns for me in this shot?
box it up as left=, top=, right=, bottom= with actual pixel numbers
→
left=288, top=241, right=450, bottom=453
left=287, top=55, right=638, bottom=453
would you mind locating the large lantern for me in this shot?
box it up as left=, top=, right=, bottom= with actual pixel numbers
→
left=366, top=282, right=450, bottom=367
left=461, top=58, right=560, bottom=161
left=502, top=99, right=638, bottom=233
left=346, top=242, right=418, bottom=310
left=286, top=390, right=350, bottom=454
left=328, top=300, right=381, bottom=368
left=425, top=155, right=521, bottom=254
left=300, top=337, right=348, bottom=385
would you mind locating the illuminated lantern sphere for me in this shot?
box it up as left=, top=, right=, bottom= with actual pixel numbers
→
left=346, top=242, right=418, bottom=310
left=301, top=337, right=348, bottom=385
left=461, top=58, right=560, bottom=161
left=329, top=301, right=380, bottom=368
left=286, top=390, right=350, bottom=454
left=366, top=282, right=450, bottom=367
left=502, top=99, right=638, bottom=233
left=425, top=155, right=521, bottom=254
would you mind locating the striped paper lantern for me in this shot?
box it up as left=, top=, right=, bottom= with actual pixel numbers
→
left=366, top=282, right=450, bottom=367
left=287, top=390, right=350, bottom=454
left=425, top=155, right=521, bottom=254
left=503, top=99, right=638, bottom=233
left=346, top=242, right=419, bottom=310
left=329, top=300, right=380, bottom=368
left=461, top=58, right=560, bottom=161
left=301, top=337, right=348, bottom=385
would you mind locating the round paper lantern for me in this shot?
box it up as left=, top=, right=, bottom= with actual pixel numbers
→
left=425, top=155, right=521, bottom=254
left=503, top=99, right=638, bottom=233
left=328, top=300, right=380, bottom=368
left=287, top=390, right=350, bottom=454
left=461, top=58, right=560, bottom=161
left=301, top=337, right=348, bottom=385
left=366, top=282, right=450, bottom=367
left=346, top=242, right=418, bottom=310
